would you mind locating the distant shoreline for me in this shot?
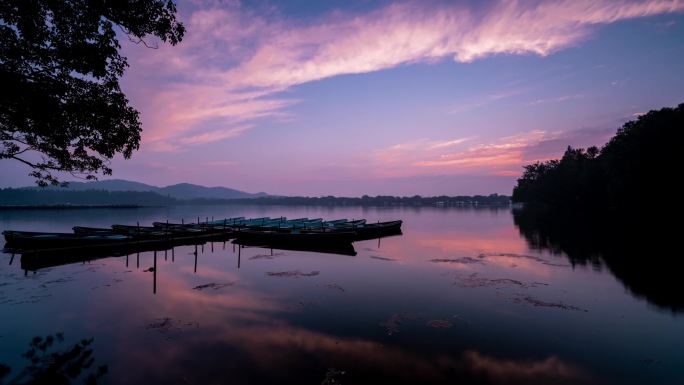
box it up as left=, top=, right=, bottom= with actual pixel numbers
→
left=0, top=204, right=148, bottom=210
left=0, top=201, right=511, bottom=210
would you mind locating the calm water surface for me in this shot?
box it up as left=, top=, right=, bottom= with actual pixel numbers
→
left=0, top=206, right=682, bottom=384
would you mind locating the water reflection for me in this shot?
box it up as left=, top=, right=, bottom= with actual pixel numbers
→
left=0, top=333, right=107, bottom=385
left=0, top=205, right=682, bottom=384
left=512, top=205, right=683, bottom=313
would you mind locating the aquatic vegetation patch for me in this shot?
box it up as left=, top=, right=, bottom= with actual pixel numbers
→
left=145, top=317, right=199, bottom=339
left=267, top=270, right=320, bottom=278
left=512, top=295, right=588, bottom=312
left=430, top=257, right=485, bottom=264
left=370, top=255, right=395, bottom=261
left=478, top=253, right=570, bottom=267
left=324, top=283, right=346, bottom=292
left=250, top=252, right=285, bottom=260
left=426, top=319, right=454, bottom=328
left=193, top=282, right=235, bottom=291
left=452, top=273, right=547, bottom=289
left=380, top=313, right=421, bottom=335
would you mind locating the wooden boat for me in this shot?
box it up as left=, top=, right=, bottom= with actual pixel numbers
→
left=72, top=226, right=116, bottom=235
left=338, top=220, right=403, bottom=240
left=4, top=231, right=131, bottom=250
left=110, top=224, right=204, bottom=236
left=153, top=216, right=248, bottom=229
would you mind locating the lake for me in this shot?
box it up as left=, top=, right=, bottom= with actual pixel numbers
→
left=0, top=205, right=682, bottom=385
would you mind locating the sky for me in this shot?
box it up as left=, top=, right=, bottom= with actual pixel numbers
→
left=2, top=0, right=684, bottom=196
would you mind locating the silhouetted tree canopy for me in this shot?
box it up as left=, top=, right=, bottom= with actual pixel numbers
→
left=0, top=0, right=184, bottom=186
left=512, top=103, right=684, bottom=210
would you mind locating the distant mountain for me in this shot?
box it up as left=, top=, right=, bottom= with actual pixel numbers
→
left=50, top=179, right=158, bottom=192
left=31, top=179, right=266, bottom=200
left=158, top=183, right=267, bottom=199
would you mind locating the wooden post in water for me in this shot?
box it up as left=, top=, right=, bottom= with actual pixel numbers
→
left=164, top=249, right=167, bottom=261
left=136, top=252, right=140, bottom=268
left=126, top=254, right=129, bottom=267
left=237, top=245, right=241, bottom=269
left=172, top=248, right=175, bottom=262
left=194, top=251, right=198, bottom=273
left=153, top=250, right=157, bottom=295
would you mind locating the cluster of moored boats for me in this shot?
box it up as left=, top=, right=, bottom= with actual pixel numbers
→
left=2, top=217, right=403, bottom=254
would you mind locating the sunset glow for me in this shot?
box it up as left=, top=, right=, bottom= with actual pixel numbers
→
left=2, top=0, right=683, bottom=195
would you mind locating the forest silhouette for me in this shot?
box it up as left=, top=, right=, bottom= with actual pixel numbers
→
left=513, top=103, right=683, bottom=212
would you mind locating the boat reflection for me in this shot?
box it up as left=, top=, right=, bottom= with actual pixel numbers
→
left=232, top=239, right=357, bottom=256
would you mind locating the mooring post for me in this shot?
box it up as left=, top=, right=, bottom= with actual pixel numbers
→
left=153, top=251, right=157, bottom=295
left=136, top=252, right=140, bottom=268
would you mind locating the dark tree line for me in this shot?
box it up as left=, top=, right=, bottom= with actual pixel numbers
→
left=512, top=103, right=684, bottom=210
left=227, top=194, right=511, bottom=207
left=0, top=188, right=176, bottom=206
left=0, top=189, right=510, bottom=207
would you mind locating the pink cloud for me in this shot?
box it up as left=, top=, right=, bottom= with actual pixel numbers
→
left=122, top=0, right=684, bottom=151
left=370, top=126, right=613, bottom=178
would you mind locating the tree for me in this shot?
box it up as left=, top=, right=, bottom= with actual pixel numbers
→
left=0, top=0, right=184, bottom=186
left=512, top=103, right=684, bottom=210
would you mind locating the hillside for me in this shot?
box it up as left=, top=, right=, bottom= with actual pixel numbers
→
left=35, top=179, right=265, bottom=200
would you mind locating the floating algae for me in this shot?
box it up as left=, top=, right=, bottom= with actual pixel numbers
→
left=324, top=283, right=346, bottom=292
left=380, top=313, right=420, bottom=335
left=370, top=255, right=395, bottom=261
left=478, top=253, right=570, bottom=267
left=267, top=270, right=320, bottom=278
left=426, top=319, right=454, bottom=328
left=193, top=282, right=235, bottom=291
left=512, top=295, right=588, bottom=312
left=430, top=257, right=484, bottom=264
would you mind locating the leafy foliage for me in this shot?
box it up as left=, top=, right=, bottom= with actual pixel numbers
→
left=0, top=0, right=184, bottom=186
left=0, top=333, right=107, bottom=384
left=512, top=103, right=684, bottom=209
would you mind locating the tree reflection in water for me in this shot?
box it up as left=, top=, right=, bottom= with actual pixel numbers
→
left=513, top=205, right=683, bottom=313
left=0, top=333, right=107, bottom=385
